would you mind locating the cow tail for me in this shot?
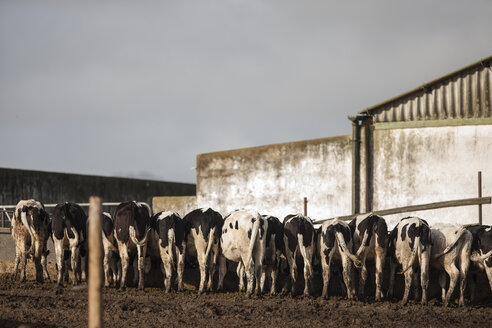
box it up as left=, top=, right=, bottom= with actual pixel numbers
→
left=355, top=230, right=370, bottom=258
left=297, top=232, right=313, bottom=277
left=246, top=216, right=261, bottom=269
left=401, top=235, right=420, bottom=273
left=204, top=226, right=216, bottom=267
left=335, top=231, right=362, bottom=268
left=20, top=211, right=36, bottom=254
left=168, top=228, right=176, bottom=267
left=433, top=227, right=466, bottom=259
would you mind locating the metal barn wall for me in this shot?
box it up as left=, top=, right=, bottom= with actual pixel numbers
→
left=0, top=168, right=196, bottom=208
left=196, top=136, right=352, bottom=220
left=365, top=57, right=492, bottom=124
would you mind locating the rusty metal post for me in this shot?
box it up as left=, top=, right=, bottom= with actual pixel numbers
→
left=88, top=196, right=103, bottom=328
left=478, top=171, right=483, bottom=225
left=304, top=197, right=308, bottom=216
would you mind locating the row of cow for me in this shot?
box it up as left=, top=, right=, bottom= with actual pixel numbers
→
left=10, top=199, right=492, bottom=306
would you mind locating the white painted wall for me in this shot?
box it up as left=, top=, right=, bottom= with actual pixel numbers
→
left=373, top=124, right=492, bottom=228
left=196, top=136, right=352, bottom=221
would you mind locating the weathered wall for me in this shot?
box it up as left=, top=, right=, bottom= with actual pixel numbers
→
left=0, top=168, right=196, bottom=207
left=196, top=136, right=352, bottom=220
left=152, top=196, right=197, bottom=217
left=373, top=124, right=492, bottom=227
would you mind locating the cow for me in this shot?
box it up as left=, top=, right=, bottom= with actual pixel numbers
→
left=51, top=202, right=88, bottom=286
left=113, top=201, right=151, bottom=290
left=101, top=211, right=121, bottom=287
left=431, top=223, right=472, bottom=307
left=183, top=208, right=223, bottom=294
left=387, top=217, right=432, bottom=305
left=260, top=215, right=284, bottom=295
left=217, top=210, right=267, bottom=297
left=466, top=224, right=492, bottom=301
left=11, top=199, right=51, bottom=283
left=349, top=213, right=388, bottom=301
left=319, top=218, right=361, bottom=300
left=148, top=211, right=189, bottom=292
left=282, top=214, right=316, bottom=297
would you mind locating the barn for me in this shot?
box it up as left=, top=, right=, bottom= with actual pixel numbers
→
left=196, top=56, right=492, bottom=226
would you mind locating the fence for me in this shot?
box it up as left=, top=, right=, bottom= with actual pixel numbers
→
left=0, top=202, right=124, bottom=232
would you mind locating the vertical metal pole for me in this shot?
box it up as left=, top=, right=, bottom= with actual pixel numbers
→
left=304, top=197, right=308, bottom=216
left=88, top=196, right=103, bottom=328
left=478, top=171, right=483, bottom=225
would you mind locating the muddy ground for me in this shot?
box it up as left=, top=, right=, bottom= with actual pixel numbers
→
left=0, top=261, right=491, bottom=328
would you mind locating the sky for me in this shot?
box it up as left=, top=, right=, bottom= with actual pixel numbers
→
left=1, top=0, right=491, bottom=184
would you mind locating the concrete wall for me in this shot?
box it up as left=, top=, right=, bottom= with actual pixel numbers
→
left=152, top=196, right=197, bottom=217
left=0, top=168, right=196, bottom=208
left=196, top=136, right=352, bottom=220
left=373, top=124, right=492, bottom=227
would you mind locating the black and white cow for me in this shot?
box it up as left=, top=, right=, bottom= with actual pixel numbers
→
left=349, top=213, right=388, bottom=300
left=51, top=202, right=88, bottom=286
left=261, top=215, right=284, bottom=295
left=467, top=224, right=492, bottom=301
left=183, top=208, right=223, bottom=294
left=283, top=214, right=316, bottom=297
left=387, top=217, right=432, bottom=305
left=11, top=199, right=51, bottom=283
left=431, top=223, right=472, bottom=307
left=101, top=212, right=121, bottom=287
left=113, top=201, right=151, bottom=290
left=217, top=210, right=268, bottom=297
left=148, top=211, right=190, bottom=292
left=319, top=218, right=361, bottom=300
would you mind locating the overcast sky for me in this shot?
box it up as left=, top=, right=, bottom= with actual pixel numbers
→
left=1, top=1, right=491, bottom=184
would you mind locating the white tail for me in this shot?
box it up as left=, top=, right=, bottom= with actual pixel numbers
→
left=335, top=231, right=362, bottom=268
left=246, top=216, right=261, bottom=270
left=433, top=227, right=466, bottom=259
left=204, top=227, right=216, bottom=266
left=401, top=235, right=420, bottom=273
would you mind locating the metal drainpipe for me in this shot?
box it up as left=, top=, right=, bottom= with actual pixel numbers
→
left=351, top=117, right=361, bottom=215
left=365, top=117, right=374, bottom=212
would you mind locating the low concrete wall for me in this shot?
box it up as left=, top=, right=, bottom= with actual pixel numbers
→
left=196, top=136, right=352, bottom=219
left=152, top=196, right=197, bottom=217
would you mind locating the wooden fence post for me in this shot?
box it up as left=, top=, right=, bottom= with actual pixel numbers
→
left=304, top=197, right=308, bottom=216
left=88, top=196, right=103, bottom=328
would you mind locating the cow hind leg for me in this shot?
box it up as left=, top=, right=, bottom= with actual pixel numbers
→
left=375, top=250, right=385, bottom=301
left=236, top=261, right=245, bottom=292
left=444, top=264, right=460, bottom=307
left=207, top=245, right=219, bottom=292
left=70, top=246, right=80, bottom=285
left=136, top=245, right=146, bottom=290
left=197, top=252, right=207, bottom=294
left=402, top=268, right=413, bottom=305
left=54, top=239, right=65, bottom=286
left=160, top=246, right=172, bottom=292
left=217, top=255, right=227, bottom=292
left=342, top=256, right=355, bottom=300
left=321, top=252, right=332, bottom=299
left=358, top=254, right=368, bottom=299
left=119, top=243, right=130, bottom=289
left=176, top=244, right=186, bottom=292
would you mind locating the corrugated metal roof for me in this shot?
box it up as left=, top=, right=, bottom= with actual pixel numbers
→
left=359, top=56, right=492, bottom=123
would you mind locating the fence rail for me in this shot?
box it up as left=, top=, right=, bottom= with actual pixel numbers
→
left=315, top=196, right=491, bottom=224
left=0, top=202, right=123, bottom=231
